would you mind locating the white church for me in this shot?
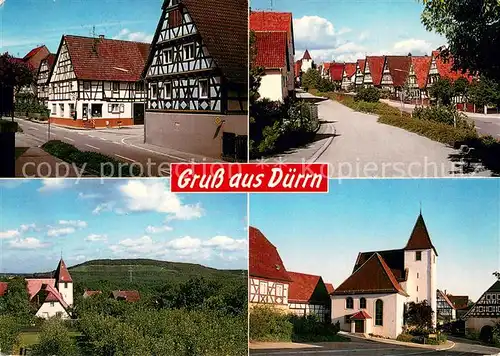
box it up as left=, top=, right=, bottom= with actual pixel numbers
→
left=0, top=259, right=73, bottom=319
left=331, top=213, right=438, bottom=339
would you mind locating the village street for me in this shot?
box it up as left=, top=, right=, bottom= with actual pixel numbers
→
left=250, top=337, right=500, bottom=356
left=276, top=99, right=491, bottom=178
left=11, top=118, right=212, bottom=177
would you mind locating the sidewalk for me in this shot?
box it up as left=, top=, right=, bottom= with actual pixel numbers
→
left=249, top=341, right=320, bottom=350
left=341, top=332, right=455, bottom=351
left=15, top=147, right=90, bottom=178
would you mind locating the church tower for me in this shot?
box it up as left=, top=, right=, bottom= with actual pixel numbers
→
left=403, top=213, right=438, bottom=327
left=54, top=258, right=73, bottom=307
left=300, top=50, right=313, bottom=73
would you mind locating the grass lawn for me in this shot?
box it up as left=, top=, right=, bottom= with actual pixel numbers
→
left=15, top=331, right=82, bottom=352
left=15, top=147, right=28, bottom=160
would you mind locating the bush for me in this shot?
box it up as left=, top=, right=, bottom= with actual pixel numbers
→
left=317, top=78, right=336, bottom=93
left=289, top=314, right=342, bottom=342
left=0, top=316, right=21, bottom=353
left=249, top=306, right=293, bottom=342
left=31, top=318, right=78, bottom=356
left=355, top=87, right=381, bottom=103
left=413, top=105, right=474, bottom=130
left=396, top=333, right=414, bottom=342
left=42, top=140, right=142, bottom=177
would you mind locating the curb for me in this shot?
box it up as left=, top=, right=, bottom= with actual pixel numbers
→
left=340, top=332, right=455, bottom=352
left=307, top=122, right=336, bottom=163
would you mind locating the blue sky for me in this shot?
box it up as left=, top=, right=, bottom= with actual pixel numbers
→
left=0, top=0, right=162, bottom=57
left=250, top=179, right=500, bottom=301
left=0, top=179, right=248, bottom=273
left=251, top=0, right=446, bottom=63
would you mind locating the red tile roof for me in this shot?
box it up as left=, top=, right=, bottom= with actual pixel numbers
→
left=111, top=290, right=140, bottom=302
left=83, top=290, right=102, bottom=297
left=249, top=226, right=292, bottom=282
left=254, top=31, right=288, bottom=69
left=44, top=53, right=56, bottom=71
left=351, top=310, right=372, bottom=320
left=288, top=271, right=327, bottom=303
left=41, top=284, right=69, bottom=309
left=302, top=50, right=312, bottom=60
left=432, top=50, right=473, bottom=83
left=0, top=282, right=8, bottom=296
left=386, top=56, right=412, bottom=87
left=62, top=35, right=150, bottom=82
left=355, top=249, right=406, bottom=282
left=183, top=0, right=248, bottom=84
left=26, top=278, right=56, bottom=299
left=323, top=62, right=332, bottom=73
left=334, top=253, right=408, bottom=296
left=295, top=60, right=302, bottom=76
left=366, top=56, right=385, bottom=86
left=344, top=63, right=357, bottom=79
left=330, top=63, right=345, bottom=82
left=23, top=46, right=47, bottom=61
left=448, top=295, right=469, bottom=310
left=325, top=283, right=335, bottom=294
left=412, top=56, right=432, bottom=89
left=404, top=213, right=438, bottom=255
left=357, top=59, right=366, bottom=73
left=250, top=11, right=293, bottom=50
left=54, top=259, right=72, bottom=283
left=23, top=45, right=50, bottom=71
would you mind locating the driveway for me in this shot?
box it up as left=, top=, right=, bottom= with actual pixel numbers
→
left=250, top=337, right=500, bottom=355
left=306, top=100, right=489, bottom=178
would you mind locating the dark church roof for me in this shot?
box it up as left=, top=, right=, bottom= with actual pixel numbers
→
left=405, top=213, right=438, bottom=256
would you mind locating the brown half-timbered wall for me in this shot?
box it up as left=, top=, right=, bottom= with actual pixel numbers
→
left=381, top=60, right=393, bottom=88
left=49, top=41, right=78, bottom=102
left=78, top=81, right=146, bottom=102
left=355, top=63, right=364, bottom=87
left=466, top=292, right=500, bottom=318
left=37, top=60, right=51, bottom=103
left=250, top=277, right=289, bottom=305
left=363, top=62, right=373, bottom=86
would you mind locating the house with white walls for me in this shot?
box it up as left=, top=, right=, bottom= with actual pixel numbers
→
left=437, top=289, right=456, bottom=323
left=0, top=259, right=73, bottom=319
left=331, top=213, right=438, bottom=339
left=464, top=279, right=500, bottom=335
left=48, top=35, right=150, bottom=128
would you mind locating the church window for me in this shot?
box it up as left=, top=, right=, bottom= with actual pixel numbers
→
left=375, top=299, right=383, bottom=326
left=360, top=297, right=366, bottom=309
left=416, top=251, right=422, bottom=261
left=346, top=297, right=353, bottom=309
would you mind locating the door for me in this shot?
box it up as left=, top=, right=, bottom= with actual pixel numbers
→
left=82, top=103, right=88, bottom=121
left=133, top=103, right=145, bottom=125
left=354, top=320, right=364, bottom=333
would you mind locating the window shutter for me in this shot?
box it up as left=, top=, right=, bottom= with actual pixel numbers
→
left=108, top=104, right=112, bottom=113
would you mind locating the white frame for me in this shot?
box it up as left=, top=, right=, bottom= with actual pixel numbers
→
left=183, top=43, right=195, bottom=60
left=165, top=81, right=172, bottom=99
left=151, top=83, right=158, bottom=99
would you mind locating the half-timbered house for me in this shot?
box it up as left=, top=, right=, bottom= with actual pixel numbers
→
left=448, top=295, right=471, bottom=319
left=407, top=56, right=432, bottom=105
left=253, top=31, right=289, bottom=102
left=249, top=226, right=292, bottom=311
left=36, top=53, right=56, bottom=105
left=363, top=56, right=385, bottom=88
left=437, top=289, right=456, bottom=323
left=381, top=56, right=411, bottom=97
left=330, top=63, right=345, bottom=86
left=354, top=59, right=366, bottom=89
left=48, top=35, right=150, bottom=128
left=331, top=213, right=438, bottom=338
left=144, top=0, right=248, bottom=160
left=464, top=280, right=500, bottom=335
left=250, top=11, right=295, bottom=97
left=288, top=271, right=331, bottom=322
left=341, top=63, right=357, bottom=91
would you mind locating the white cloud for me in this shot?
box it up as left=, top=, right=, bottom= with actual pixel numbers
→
left=119, top=180, right=204, bottom=221
left=167, top=236, right=202, bottom=250
left=71, top=255, right=86, bottom=262
left=0, top=230, right=20, bottom=239
left=85, top=234, right=107, bottom=242
left=202, top=236, right=247, bottom=251
left=47, top=227, right=75, bottom=237
left=145, top=225, right=173, bottom=234
left=92, top=202, right=114, bottom=215
left=38, top=179, right=70, bottom=192
left=114, top=28, right=153, bottom=43
left=358, top=31, right=370, bottom=42
left=392, top=38, right=433, bottom=55
left=78, top=192, right=101, bottom=200
left=337, top=27, right=352, bottom=36
left=19, top=224, right=36, bottom=232
left=110, top=235, right=167, bottom=256
left=59, top=220, right=87, bottom=228
left=9, top=237, right=48, bottom=249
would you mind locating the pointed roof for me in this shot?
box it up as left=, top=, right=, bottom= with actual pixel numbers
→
left=437, top=289, right=455, bottom=309
left=330, top=63, right=345, bottom=82
left=325, top=283, right=335, bottom=294
left=253, top=31, right=288, bottom=69
left=404, top=213, right=438, bottom=256
left=344, top=63, right=357, bottom=79
left=111, top=290, right=140, bottom=302
left=432, top=50, right=473, bottom=83
left=0, top=282, right=8, bottom=296
left=249, top=226, right=292, bottom=282
left=447, top=295, right=469, bottom=310
left=385, top=55, right=412, bottom=87
left=288, top=271, right=329, bottom=303
left=464, top=279, right=500, bottom=319
left=302, top=50, right=312, bottom=60
left=333, top=253, right=408, bottom=296
left=354, top=249, right=406, bottom=282
left=365, top=56, right=385, bottom=85
left=356, top=59, right=366, bottom=73
left=295, top=60, right=302, bottom=76
left=351, top=310, right=372, bottom=320
left=54, top=259, right=73, bottom=283
left=411, top=56, right=432, bottom=89
left=250, top=11, right=294, bottom=54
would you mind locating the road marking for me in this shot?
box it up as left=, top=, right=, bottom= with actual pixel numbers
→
left=99, top=137, right=107, bottom=141
left=64, top=137, right=75, bottom=142
left=112, top=141, right=121, bottom=145
left=115, top=154, right=134, bottom=162
left=476, top=126, right=482, bottom=130
left=85, top=144, right=100, bottom=150
left=121, top=136, right=189, bottom=161
left=78, top=132, right=85, bottom=135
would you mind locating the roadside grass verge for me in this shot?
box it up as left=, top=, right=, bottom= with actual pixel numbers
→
left=42, top=140, right=142, bottom=177
left=319, top=91, right=500, bottom=174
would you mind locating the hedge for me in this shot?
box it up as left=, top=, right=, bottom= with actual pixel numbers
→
left=42, top=140, right=142, bottom=177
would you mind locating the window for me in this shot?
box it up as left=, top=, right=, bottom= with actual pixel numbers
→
left=84, top=81, right=90, bottom=90
left=183, top=43, right=195, bottom=60
left=51, top=104, right=56, bottom=115
left=151, top=83, right=158, bottom=99
left=91, top=104, right=102, bottom=118
left=433, top=255, right=436, bottom=263
left=346, top=297, right=353, bottom=309
left=260, top=282, right=267, bottom=295
left=50, top=302, right=55, bottom=307
left=417, top=272, right=419, bottom=279
left=112, top=82, right=120, bottom=93
left=168, top=9, right=182, bottom=28
left=276, top=284, right=283, bottom=297
left=375, top=299, right=383, bottom=326
left=59, top=103, right=65, bottom=117
left=64, top=282, right=68, bottom=288
left=199, top=79, right=209, bottom=98
left=164, top=82, right=172, bottom=99
left=360, top=297, right=366, bottom=309
left=163, top=48, right=173, bottom=64
left=416, top=251, right=422, bottom=261
left=69, top=104, right=75, bottom=118
left=135, top=82, right=145, bottom=92
left=417, top=286, right=419, bottom=292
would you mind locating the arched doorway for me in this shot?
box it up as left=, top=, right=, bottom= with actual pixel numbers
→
left=480, top=325, right=493, bottom=343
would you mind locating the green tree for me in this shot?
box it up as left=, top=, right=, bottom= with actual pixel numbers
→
left=0, top=315, right=21, bottom=354
left=249, top=31, right=265, bottom=104
left=32, top=318, right=78, bottom=356
left=420, top=0, right=500, bottom=81
left=404, top=301, right=434, bottom=329
left=301, top=68, right=321, bottom=91
left=0, top=278, right=34, bottom=324
left=0, top=53, right=34, bottom=95
left=429, top=77, right=454, bottom=105
left=469, top=77, right=500, bottom=108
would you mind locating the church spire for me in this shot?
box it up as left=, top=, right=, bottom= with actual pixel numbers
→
left=54, top=258, right=73, bottom=283
left=404, top=212, right=438, bottom=256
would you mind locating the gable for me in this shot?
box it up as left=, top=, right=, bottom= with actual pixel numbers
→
left=404, top=213, right=438, bottom=255
left=288, top=272, right=329, bottom=304
left=50, top=40, right=76, bottom=83
left=465, top=281, right=500, bottom=319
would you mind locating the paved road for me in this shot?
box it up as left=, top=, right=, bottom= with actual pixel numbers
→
left=250, top=338, right=500, bottom=356
left=309, top=100, right=490, bottom=178
left=13, top=119, right=210, bottom=177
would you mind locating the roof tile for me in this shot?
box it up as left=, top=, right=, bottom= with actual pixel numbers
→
left=254, top=31, right=287, bottom=69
